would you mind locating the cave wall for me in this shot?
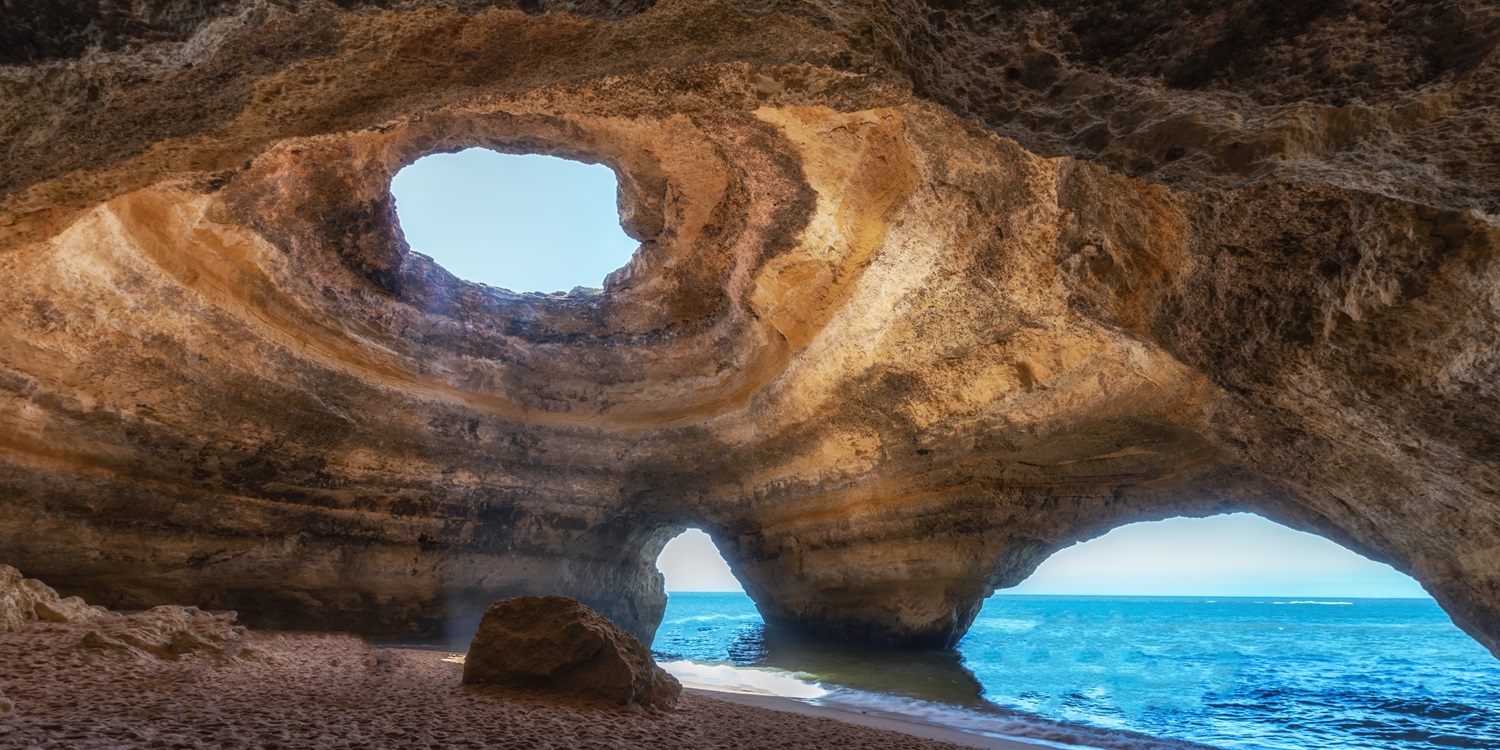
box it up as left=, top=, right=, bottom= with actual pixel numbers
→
left=0, top=0, right=1496, bottom=653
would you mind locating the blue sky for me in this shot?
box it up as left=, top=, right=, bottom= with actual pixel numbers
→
left=1005, top=513, right=1428, bottom=598
left=391, top=149, right=638, bottom=292
left=657, top=516, right=1429, bottom=597
left=394, top=150, right=1429, bottom=600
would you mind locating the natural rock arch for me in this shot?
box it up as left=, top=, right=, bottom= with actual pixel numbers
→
left=0, top=1, right=1496, bottom=658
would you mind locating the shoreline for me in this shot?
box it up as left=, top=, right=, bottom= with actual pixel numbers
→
left=398, top=648, right=1072, bottom=749
left=0, top=622, right=1057, bottom=750
left=683, top=687, right=1063, bottom=750
left=657, top=658, right=1225, bottom=750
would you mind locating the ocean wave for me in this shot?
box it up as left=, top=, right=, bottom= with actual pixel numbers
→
left=817, top=688, right=1223, bottom=750
left=653, top=594, right=1500, bottom=750
left=663, top=613, right=763, bottom=624
left=1373, top=698, right=1481, bottom=720
left=660, top=660, right=827, bottom=700
left=665, top=659, right=1220, bottom=750
left=968, top=617, right=1041, bottom=634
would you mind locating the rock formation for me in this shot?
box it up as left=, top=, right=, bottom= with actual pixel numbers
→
left=463, top=595, right=681, bottom=710
left=2, top=564, right=248, bottom=661
left=1, top=564, right=111, bottom=633
left=0, top=1, right=1496, bottom=654
left=79, top=606, right=250, bottom=661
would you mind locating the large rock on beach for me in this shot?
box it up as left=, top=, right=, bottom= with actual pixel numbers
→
left=463, top=596, right=681, bottom=711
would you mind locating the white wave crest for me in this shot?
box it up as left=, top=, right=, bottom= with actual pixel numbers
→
left=817, top=688, right=1223, bottom=750
left=659, top=661, right=828, bottom=700
left=663, top=614, right=763, bottom=624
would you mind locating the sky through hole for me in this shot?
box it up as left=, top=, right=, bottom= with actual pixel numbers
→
left=391, top=149, right=638, bottom=292
left=656, top=515, right=1428, bottom=597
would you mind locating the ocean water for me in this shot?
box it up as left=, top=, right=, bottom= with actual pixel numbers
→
left=651, top=593, right=1500, bottom=750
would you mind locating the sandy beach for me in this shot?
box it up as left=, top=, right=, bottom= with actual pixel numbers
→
left=0, top=619, right=1048, bottom=750
left=686, top=689, right=1049, bottom=750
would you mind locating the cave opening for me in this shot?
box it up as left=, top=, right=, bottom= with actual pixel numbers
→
left=640, top=515, right=1498, bottom=748
left=390, top=148, right=638, bottom=292
left=655, top=528, right=745, bottom=595
left=648, top=528, right=789, bottom=693
left=957, top=512, right=1498, bottom=749
left=1007, top=512, right=1427, bottom=598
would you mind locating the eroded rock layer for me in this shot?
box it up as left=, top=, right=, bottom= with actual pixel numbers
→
left=1, top=0, right=1496, bottom=653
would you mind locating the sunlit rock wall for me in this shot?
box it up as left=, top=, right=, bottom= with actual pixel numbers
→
left=1, top=0, right=1496, bottom=653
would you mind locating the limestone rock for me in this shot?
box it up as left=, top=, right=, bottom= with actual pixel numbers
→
left=463, top=596, right=681, bottom=711
left=80, top=606, right=248, bottom=661
left=0, top=565, right=111, bottom=633
left=2, top=564, right=245, bottom=659
left=0, top=0, right=1496, bottom=659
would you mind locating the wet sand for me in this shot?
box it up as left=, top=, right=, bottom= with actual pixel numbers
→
left=0, top=623, right=1049, bottom=750
left=686, top=689, right=1054, bottom=750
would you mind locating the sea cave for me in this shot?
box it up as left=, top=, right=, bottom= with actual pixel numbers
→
left=1, top=1, right=1498, bottom=749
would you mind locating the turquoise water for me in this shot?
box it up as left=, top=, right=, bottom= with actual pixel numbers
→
left=651, top=593, right=1500, bottom=750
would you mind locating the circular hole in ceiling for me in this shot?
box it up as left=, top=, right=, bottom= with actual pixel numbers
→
left=391, top=149, right=638, bottom=293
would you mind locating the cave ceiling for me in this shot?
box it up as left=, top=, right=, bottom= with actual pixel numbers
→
left=0, top=0, right=1496, bottom=655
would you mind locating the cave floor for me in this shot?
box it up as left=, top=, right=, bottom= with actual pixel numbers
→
left=0, top=624, right=1003, bottom=750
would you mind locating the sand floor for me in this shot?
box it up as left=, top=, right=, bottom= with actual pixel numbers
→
left=0, top=622, right=1042, bottom=750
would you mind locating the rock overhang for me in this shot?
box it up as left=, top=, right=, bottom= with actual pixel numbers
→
left=0, top=0, right=1496, bottom=656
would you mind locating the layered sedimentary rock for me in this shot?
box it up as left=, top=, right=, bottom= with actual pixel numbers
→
left=1, top=1, right=1496, bottom=654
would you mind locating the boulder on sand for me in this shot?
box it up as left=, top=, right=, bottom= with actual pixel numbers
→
left=462, top=596, right=681, bottom=711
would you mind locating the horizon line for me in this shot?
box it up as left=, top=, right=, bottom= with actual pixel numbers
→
left=664, top=590, right=1434, bottom=599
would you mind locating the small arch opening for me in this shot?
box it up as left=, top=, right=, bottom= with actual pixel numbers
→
left=655, top=528, right=743, bottom=594
left=648, top=528, right=986, bottom=703
left=651, top=528, right=823, bottom=696
left=391, top=149, right=638, bottom=292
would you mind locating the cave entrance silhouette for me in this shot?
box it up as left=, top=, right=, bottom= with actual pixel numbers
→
left=954, top=512, right=1496, bottom=749
left=655, top=528, right=744, bottom=594
left=1007, top=512, right=1427, bottom=599
left=390, top=149, right=638, bottom=292
left=645, top=516, right=1498, bottom=748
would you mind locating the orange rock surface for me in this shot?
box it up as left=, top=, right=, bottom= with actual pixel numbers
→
left=1, top=0, right=1496, bottom=655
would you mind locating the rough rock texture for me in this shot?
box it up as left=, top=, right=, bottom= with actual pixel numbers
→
left=0, top=565, right=249, bottom=720
left=0, top=0, right=1496, bottom=654
left=463, top=595, right=680, bottom=710
left=79, top=606, right=250, bottom=661
left=1, top=563, right=248, bottom=660
left=0, top=564, right=111, bottom=633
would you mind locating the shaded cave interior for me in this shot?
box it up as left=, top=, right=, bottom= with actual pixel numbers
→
left=3, top=0, right=1497, bottom=670
left=362, top=134, right=1460, bottom=654
left=431, top=508, right=1436, bottom=653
